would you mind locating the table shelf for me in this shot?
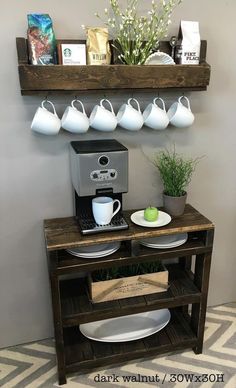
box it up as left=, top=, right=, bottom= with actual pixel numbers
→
left=60, top=264, right=201, bottom=327
left=63, top=309, right=197, bottom=374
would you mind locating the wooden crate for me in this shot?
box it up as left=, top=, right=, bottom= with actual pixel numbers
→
left=89, top=264, right=169, bottom=303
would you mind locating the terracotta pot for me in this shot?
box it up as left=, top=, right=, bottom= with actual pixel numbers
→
left=163, top=192, right=187, bottom=217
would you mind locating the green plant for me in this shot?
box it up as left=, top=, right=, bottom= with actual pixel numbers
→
left=92, top=260, right=163, bottom=282
left=96, top=0, right=183, bottom=65
left=153, top=148, right=200, bottom=197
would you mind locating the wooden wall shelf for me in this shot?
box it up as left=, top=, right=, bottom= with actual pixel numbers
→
left=16, top=38, right=211, bottom=95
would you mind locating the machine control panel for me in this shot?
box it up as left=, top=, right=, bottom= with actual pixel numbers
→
left=90, top=169, right=117, bottom=182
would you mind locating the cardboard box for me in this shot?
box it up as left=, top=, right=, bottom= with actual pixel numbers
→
left=57, top=43, right=86, bottom=65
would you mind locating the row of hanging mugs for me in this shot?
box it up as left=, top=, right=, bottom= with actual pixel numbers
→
left=31, top=96, right=195, bottom=136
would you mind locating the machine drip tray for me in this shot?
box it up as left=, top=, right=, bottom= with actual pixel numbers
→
left=77, top=213, right=129, bottom=235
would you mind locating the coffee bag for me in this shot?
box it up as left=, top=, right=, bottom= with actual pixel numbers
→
left=86, top=27, right=111, bottom=65
left=176, top=21, right=201, bottom=65
left=27, top=14, right=57, bottom=65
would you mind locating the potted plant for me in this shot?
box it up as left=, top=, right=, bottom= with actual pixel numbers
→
left=153, top=148, right=200, bottom=216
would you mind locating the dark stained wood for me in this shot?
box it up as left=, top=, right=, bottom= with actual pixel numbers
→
left=21, top=86, right=207, bottom=96
left=16, top=38, right=210, bottom=94
left=18, top=62, right=211, bottom=92
left=16, top=37, right=29, bottom=64
left=44, top=204, right=214, bottom=251
left=191, top=247, right=213, bottom=353
left=49, top=252, right=67, bottom=385
left=45, top=204, right=214, bottom=384
left=60, top=264, right=201, bottom=327
left=56, top=241, right=210, bottom=275
left=63, top=310, right=197, bottom=374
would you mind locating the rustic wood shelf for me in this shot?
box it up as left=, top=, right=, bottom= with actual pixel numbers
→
left=63, top=309, right=197, bottom=374
left=16, top=38, right=211, bottom=95
left=45, top=204, right=214, bottom=384
left=60, top=264, right=201, bottom=327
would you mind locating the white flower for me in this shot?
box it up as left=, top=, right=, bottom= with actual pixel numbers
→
left=95, top=0, right=183, bottom=65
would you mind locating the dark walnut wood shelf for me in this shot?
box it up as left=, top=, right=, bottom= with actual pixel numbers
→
left=16, top=38, right=211, bottom=95
left=45, top=204, right=214, bottom=385
left=60, top=264, right=201, bottom=327
left=63, top=309, right=197, bottom=374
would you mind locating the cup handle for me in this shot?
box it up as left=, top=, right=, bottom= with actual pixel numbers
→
left=71, top=99, right=86, bottom=115
left=100, top=99, right=114, bottom=114
left=128, top=98, right=141, bottom=112
left=111, top=199, right=121, bottom=219
left=178, top=96, right=191, bottom=110
left=41, top=100, right=58, bottom=117
left=153, top=97, right=166, bottom=112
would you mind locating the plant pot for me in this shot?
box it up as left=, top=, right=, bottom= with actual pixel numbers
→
left=163, top=192, right=187, bottom=217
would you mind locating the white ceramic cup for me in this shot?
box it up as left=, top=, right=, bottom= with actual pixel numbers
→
left=90, top=99, right=117, bottom=132
left=143, top=97, right=169, bottom=130
left=92, top=196, right=121, bottom=225
left=31, top=100, right=61, bottom=135
left=167, top=96, right=195, bottom=128
left=61, top=99, right=89, bottom=133
left=117, top=98, right=144, bottom=131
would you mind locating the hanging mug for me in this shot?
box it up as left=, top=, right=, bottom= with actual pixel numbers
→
left=117, top=98, right=143, bottom=131
left=143, top=97, right=169, bottom=130
left=167, top=96, right=194, bottom=128
left=90, top=99, right=117, bottom=132
left=61, top=99, right=89, bottom=134
left=31, top=100, right=61, bottom=135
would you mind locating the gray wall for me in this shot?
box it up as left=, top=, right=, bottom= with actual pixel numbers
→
left=0, top=0, right=235, bottom=348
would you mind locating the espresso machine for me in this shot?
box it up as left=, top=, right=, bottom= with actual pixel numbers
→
left=69, top=139, right=129, bottom=235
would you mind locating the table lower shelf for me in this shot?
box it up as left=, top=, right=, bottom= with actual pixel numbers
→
left=63, top=309, right=197, bottom=374
left=60, top=264, right=201, bottom=326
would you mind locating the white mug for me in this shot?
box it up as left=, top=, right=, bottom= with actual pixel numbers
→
left=167, top=96, right=194, bottom=128
left=143, top=97, right=169, bottom=130
left=117, top=98, right=143, bottom=131
left=90, top=99, right=117, bottom=132
left=31, top=100, right=61, bottom=135
left=92, top=196, right=121, bottom=225
left=61, top=99, right=89, bottom=134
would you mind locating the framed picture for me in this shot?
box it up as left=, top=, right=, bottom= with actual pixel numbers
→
left=57, top=42, right=86, bottom=65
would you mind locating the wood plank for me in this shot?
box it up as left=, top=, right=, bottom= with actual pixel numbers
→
left=16, top=37, right=28, bottom=64
left=18, top=62, right=210, bottom=92
left=44, top=204, right=214, bottom=251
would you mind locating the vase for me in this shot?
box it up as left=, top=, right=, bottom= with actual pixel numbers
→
left=163, top=192, right=187, bottom=217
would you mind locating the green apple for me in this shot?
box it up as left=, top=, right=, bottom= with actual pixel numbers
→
left=144, top=206, right=159, bottom=222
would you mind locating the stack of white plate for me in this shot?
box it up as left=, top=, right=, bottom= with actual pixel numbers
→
left=80, top=309, right=171, bottom=342
left=66, top=241, right=121, bottom=258
left=139, top=233, right=188, bottom=249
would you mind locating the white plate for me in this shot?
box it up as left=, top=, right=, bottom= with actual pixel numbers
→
left=145, top=51, right=175, bottom=65
left=139, top=233, right=188, bottom=249
left=80, top=309, right=171, bottom=342
left=131, top=210, right=171, bottom=228
left=67, top=246, right=120, bottom=259
left=66, top=242, right=120, bottom=258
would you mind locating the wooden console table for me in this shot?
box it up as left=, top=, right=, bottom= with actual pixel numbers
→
left=44, top=204, right=214, bottom=385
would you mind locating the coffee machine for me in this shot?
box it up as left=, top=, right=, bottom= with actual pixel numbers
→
left=69, top=139, right=129, bottom=235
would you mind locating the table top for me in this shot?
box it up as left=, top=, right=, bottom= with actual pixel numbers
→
left=44, top=204, right=214, bottom=251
